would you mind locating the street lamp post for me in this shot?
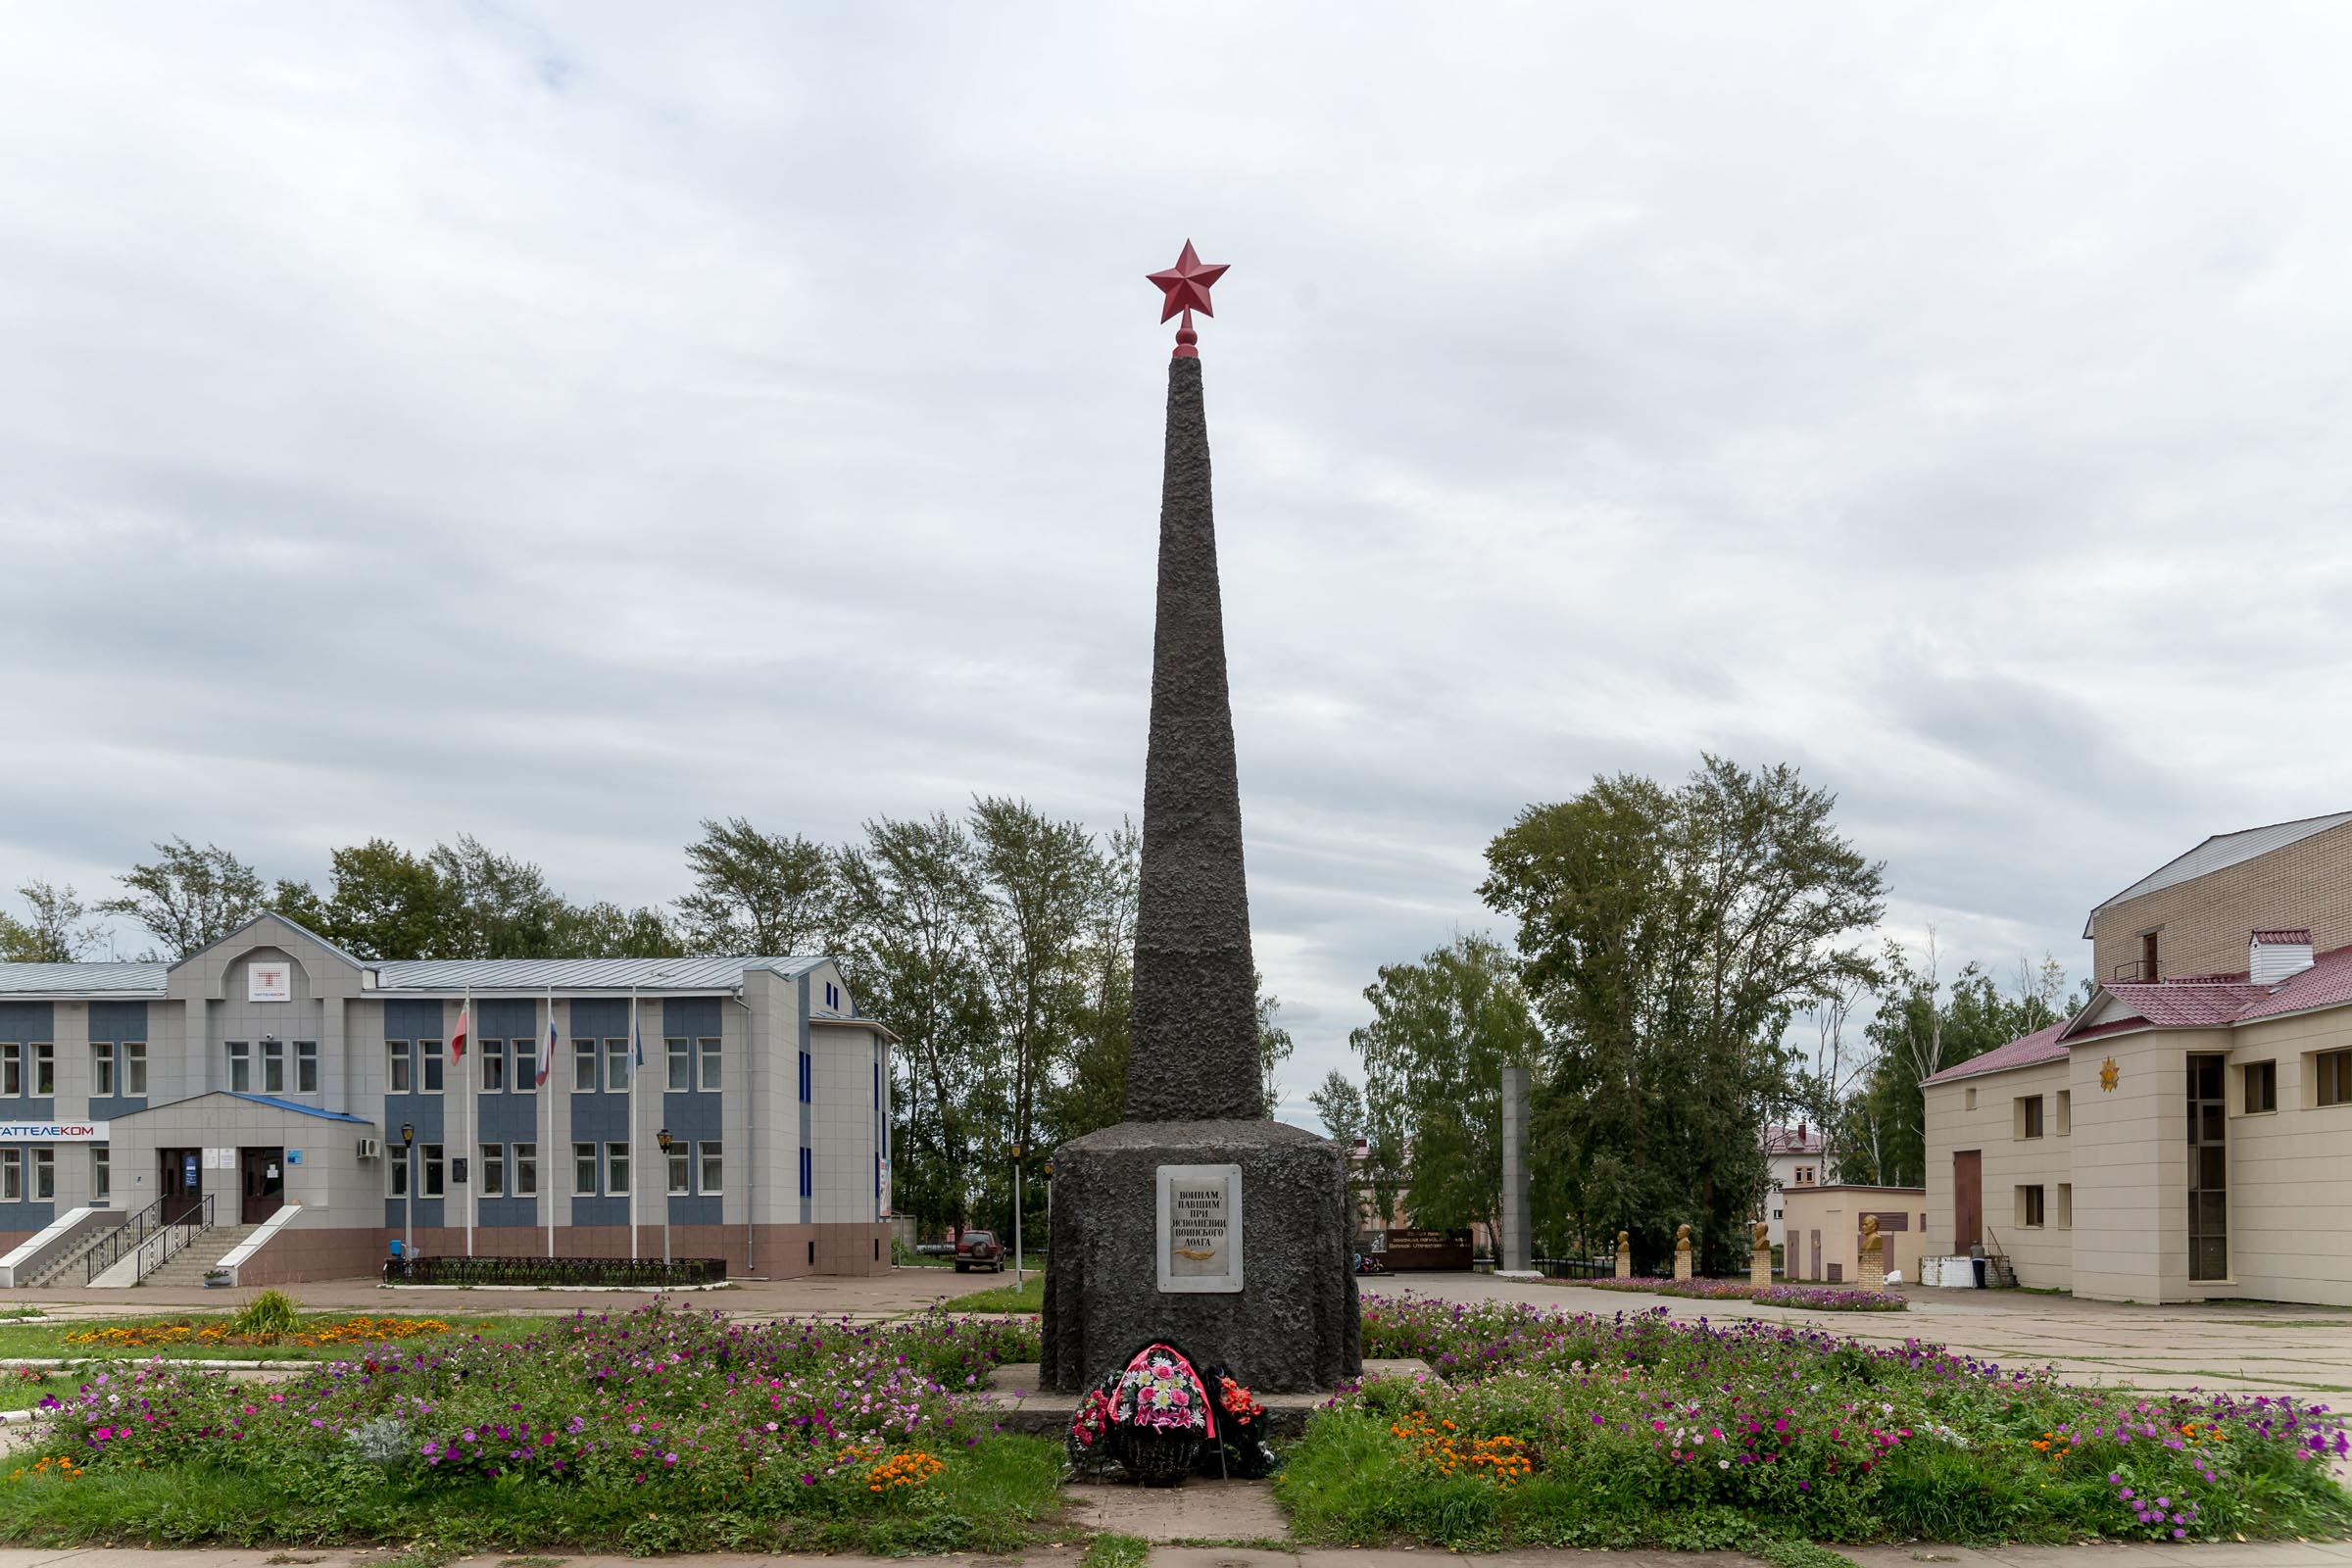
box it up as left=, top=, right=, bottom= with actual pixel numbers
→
left=400, top=1122, right=416, bottom=1269
left=1011, top=1144, right=1024, bottom=1289
left=656, top=1128, right=674, bottom=1269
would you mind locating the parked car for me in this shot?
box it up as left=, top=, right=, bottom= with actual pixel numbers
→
left=956, top=1229, right=1004, bottom=1273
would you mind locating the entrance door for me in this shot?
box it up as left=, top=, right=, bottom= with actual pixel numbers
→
left=1954, top=1150, right=1983, bottom=1250
left=240, top=1148, right=285, bottom=1225
left=159, top=1148, right=203, bottom=1225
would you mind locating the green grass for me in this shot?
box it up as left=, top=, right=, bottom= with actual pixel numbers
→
left=0, top=1312, right=553, bottom=1362
left=950, top=1274, right=1045, bottom=1313
left=0, top=1435, right=1065, bottom=1556
left=1079, top=1532, right=1150, bottom=1568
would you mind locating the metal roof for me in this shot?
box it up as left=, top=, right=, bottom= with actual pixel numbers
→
left=0, top=962, right=169, bottom=997
left=0, top=956, right=834, bottom=999
left=2083, top=810, right=2352, bottom=936
left=371, top=956, right=831, bottom=992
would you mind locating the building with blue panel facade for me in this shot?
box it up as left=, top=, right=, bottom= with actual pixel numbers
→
left=0, top=913, right=895, bottom=1287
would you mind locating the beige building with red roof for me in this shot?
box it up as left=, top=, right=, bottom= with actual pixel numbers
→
left=1923, top=813, right=2352, bottom=1305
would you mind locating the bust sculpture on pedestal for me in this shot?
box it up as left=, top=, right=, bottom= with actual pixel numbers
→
left=1040, top=245, right=1361, bottom=1394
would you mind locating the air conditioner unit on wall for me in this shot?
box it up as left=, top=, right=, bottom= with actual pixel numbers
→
left=357, top=1137, right=382, bottom=1160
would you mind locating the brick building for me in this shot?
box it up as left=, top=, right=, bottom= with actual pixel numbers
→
left=1925, top=812, right=2352, bottom=1304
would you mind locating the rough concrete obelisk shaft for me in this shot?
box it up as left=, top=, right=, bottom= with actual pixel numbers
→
left=1127, top=354, right=1262, bottom=1122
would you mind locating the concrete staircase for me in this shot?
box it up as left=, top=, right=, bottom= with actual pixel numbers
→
left=135, top=1221, right=266, bottom=1288
left=23, top=1229, right=122, bottom=1290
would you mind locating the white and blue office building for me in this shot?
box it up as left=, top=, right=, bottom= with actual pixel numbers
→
left=0, top=913, right=895, bottom=1287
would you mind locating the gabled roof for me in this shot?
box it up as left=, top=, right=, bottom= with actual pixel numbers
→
left=372, top=956, right=830, bottom=992
left=2084, top=810, right=2352, bottom=936
left=0, top=954, right=838, bottom=1000
left=1930, top=944, right=2352, bottom=1087
left=1921, top=1023, right=2069, bottom=1086
left=174, top=909, right=370, bottom=972
left=107, top=1090, right=374, bottom=1126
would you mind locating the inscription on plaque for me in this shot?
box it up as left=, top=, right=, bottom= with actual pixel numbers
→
left=1155, top=1162, right=1244, bottom=1294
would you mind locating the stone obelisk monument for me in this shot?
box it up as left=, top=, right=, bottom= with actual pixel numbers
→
left=1041, top=244, right=1361, bottom=1394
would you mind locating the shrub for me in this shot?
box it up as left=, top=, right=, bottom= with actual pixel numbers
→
left=228, top=1290, right=302, bottom=1343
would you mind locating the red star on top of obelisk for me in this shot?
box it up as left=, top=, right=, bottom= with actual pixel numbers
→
left=1148, top=239, right=1228, bottom=358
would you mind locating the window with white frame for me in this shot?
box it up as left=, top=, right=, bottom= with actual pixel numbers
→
left=420, top=1040, right=445, bottom=1095
left=514, top=1142, right=538, bottom=1196
left=91, top=1145, right=109, bottom=1203
left=91, top=1043, right=116, bottom=1097
left=388, top=1152, right=409, bottom=1198
left=605, top=1142, right=630, bottom=1196
left=512, top=1038, right=535, bottom=1093
left=604, top=1039, right=628, bottom=1094
left=573, top=1142, right=598, bottom=1195
left=387, top=1041, right=412, bottom=1094
left=32, top=1044, right=53, bottom=1098
left=421, top=1143, right=445, bottom=1197
left=0, top=1150, right=19, bottom=1200
left=227, top=1041, right=251, bottom=1092
left=124, top=1043, right=147, bottom=1097
left=296, top=1041, right=318, bottom=1094
left=33, top=1149, right=53, bottom=1200
left=2, top=1044, right=21, bottom=1098
left=481, top=1045, right=506, bottom=1093
left=262, top=1038, right=286, bottom=1094
left=480, top=1143, right=505, bottom=1198
left=571, top=1040, right=596, bottom=1092
left=666, top=1038, right=690, bottom=1091
left=667, top=1145, right=690, bottom=1195
left=698, top=1037, right=721, bottom=1092
left=699, top=1140, right=722, bottom=1196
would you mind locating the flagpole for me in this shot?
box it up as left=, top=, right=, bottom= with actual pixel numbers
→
left=463, top=985, right=475, bottom=1259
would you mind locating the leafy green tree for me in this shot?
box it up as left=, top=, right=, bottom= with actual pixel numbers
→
left=270, top=839, right=455, bottom=959
left=1481, top=758, right=1884, bottom=1273
left=1309, top=1067, right=1410, bottom=1242
left=101, top=839, right=265, bottom=959
left=0, top=881, right=102, bottom=962
left=1255, top=969, right=1296, bottom=1118
left=1839, top=941, right=2068, bottom=1187
left=836, top=812, right=998, bottom=1233
left=546, top=900, right=685, bottom=959
left=1351, top=933, right=1540, bottom=1244
left=1050, top=820, right=1139, bottom=1148
left=970, top=796, right=1098, bottom=1246
left=678, top=818, right=837, bottom=956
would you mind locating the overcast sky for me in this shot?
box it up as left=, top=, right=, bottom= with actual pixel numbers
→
left=6, top=5, right=2350, bottom=1124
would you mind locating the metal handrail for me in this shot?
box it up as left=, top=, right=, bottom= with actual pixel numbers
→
left=81, top=1197, right=170, bottom=1285
left=131, top=1194, right=217, bottom=1279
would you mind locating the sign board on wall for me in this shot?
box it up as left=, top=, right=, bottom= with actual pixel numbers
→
left=248, top=961, right=292, bottom=1003
left=0, top=1122, right=108, bottom=1143
left=1155, top=1163, right=1243, bottom=1294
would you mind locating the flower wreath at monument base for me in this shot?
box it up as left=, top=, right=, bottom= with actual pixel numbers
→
left=1066, top=1338, right=1274, bottom=1484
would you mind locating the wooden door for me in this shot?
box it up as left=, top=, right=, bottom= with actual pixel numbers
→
left=240, top=1148, right=285, bottom=1224
left=160, top=1148, right=203, bottom=1225
left=1954, top=1150, right=1983, bottom=1250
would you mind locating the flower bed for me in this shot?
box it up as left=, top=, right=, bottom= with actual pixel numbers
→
left=2, top=1305, right=1054, bottom=1555
left=1587, top=1277, right=1908, bottom=1312
left=61, top=1315, right=456, bottom=1350
left=1275, top=1296, right=2352, bottom=1549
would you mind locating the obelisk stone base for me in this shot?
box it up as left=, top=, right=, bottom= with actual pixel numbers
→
left=1042, top=1119, right=1361, bottom=1394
